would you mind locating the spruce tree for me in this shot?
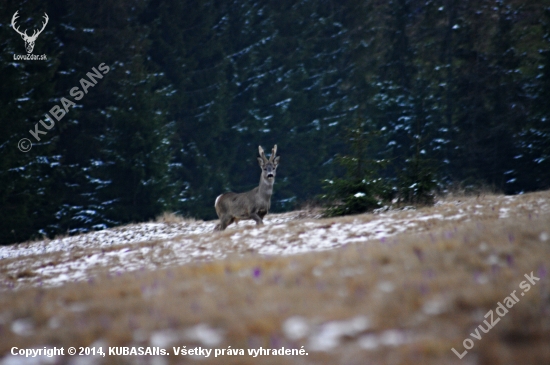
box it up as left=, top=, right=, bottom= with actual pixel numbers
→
left=321, top=117, right=392, bottom=217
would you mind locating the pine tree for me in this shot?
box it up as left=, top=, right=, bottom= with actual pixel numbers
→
left=0, top=0, right=62, bottom=244
left=517, top=6, right=550, bottom=191
left=321, top=117, right=392, bottom=217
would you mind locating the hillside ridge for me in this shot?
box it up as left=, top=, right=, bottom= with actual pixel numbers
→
left=1, top=191, right=549, bottom=290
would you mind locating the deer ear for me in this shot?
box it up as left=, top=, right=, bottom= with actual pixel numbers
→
left=273, top=156, right=280, bottom=166
left=257, top=157, right=265, bottom=167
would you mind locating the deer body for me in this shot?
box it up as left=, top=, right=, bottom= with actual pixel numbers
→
left=214, top=145, right=279, bottom=231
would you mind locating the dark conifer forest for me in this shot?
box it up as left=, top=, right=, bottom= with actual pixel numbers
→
left=1, top=0, right=549, bottom=245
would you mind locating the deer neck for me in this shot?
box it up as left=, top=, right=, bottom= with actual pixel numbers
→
left=258, top=176, right=274, bottom=197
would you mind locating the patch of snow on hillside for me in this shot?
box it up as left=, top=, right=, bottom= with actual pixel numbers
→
left=1, top=192, right=549, bottom=290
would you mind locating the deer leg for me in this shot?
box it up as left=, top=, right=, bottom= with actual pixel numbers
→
left=214, top=215, right=234, bottom=231
left=250, top=212, right=264, bottom=225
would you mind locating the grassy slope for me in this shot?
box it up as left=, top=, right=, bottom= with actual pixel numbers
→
left=0, top=191, right=549, bottom=365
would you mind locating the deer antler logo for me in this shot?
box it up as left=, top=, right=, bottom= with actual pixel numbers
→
left=11, top=11, right=49, bottom=54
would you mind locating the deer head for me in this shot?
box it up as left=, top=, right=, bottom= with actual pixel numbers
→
left=11, top=11, right=49, bottom=54
left=257, top=145, right=280, bottom=182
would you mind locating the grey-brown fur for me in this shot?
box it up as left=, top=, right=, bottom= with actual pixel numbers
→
left=214, top=145, right=280, bottom=231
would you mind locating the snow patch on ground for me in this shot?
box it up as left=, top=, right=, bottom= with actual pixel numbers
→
left=1, top=193, right=549, bottom=290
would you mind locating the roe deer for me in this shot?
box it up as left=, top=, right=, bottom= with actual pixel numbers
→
left=214, top=145, right=280, bottom=231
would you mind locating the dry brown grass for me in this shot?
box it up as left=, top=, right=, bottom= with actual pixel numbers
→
left=154, top=212, right=197, bottom=224
left=0, top=192, right=549, bottom=364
